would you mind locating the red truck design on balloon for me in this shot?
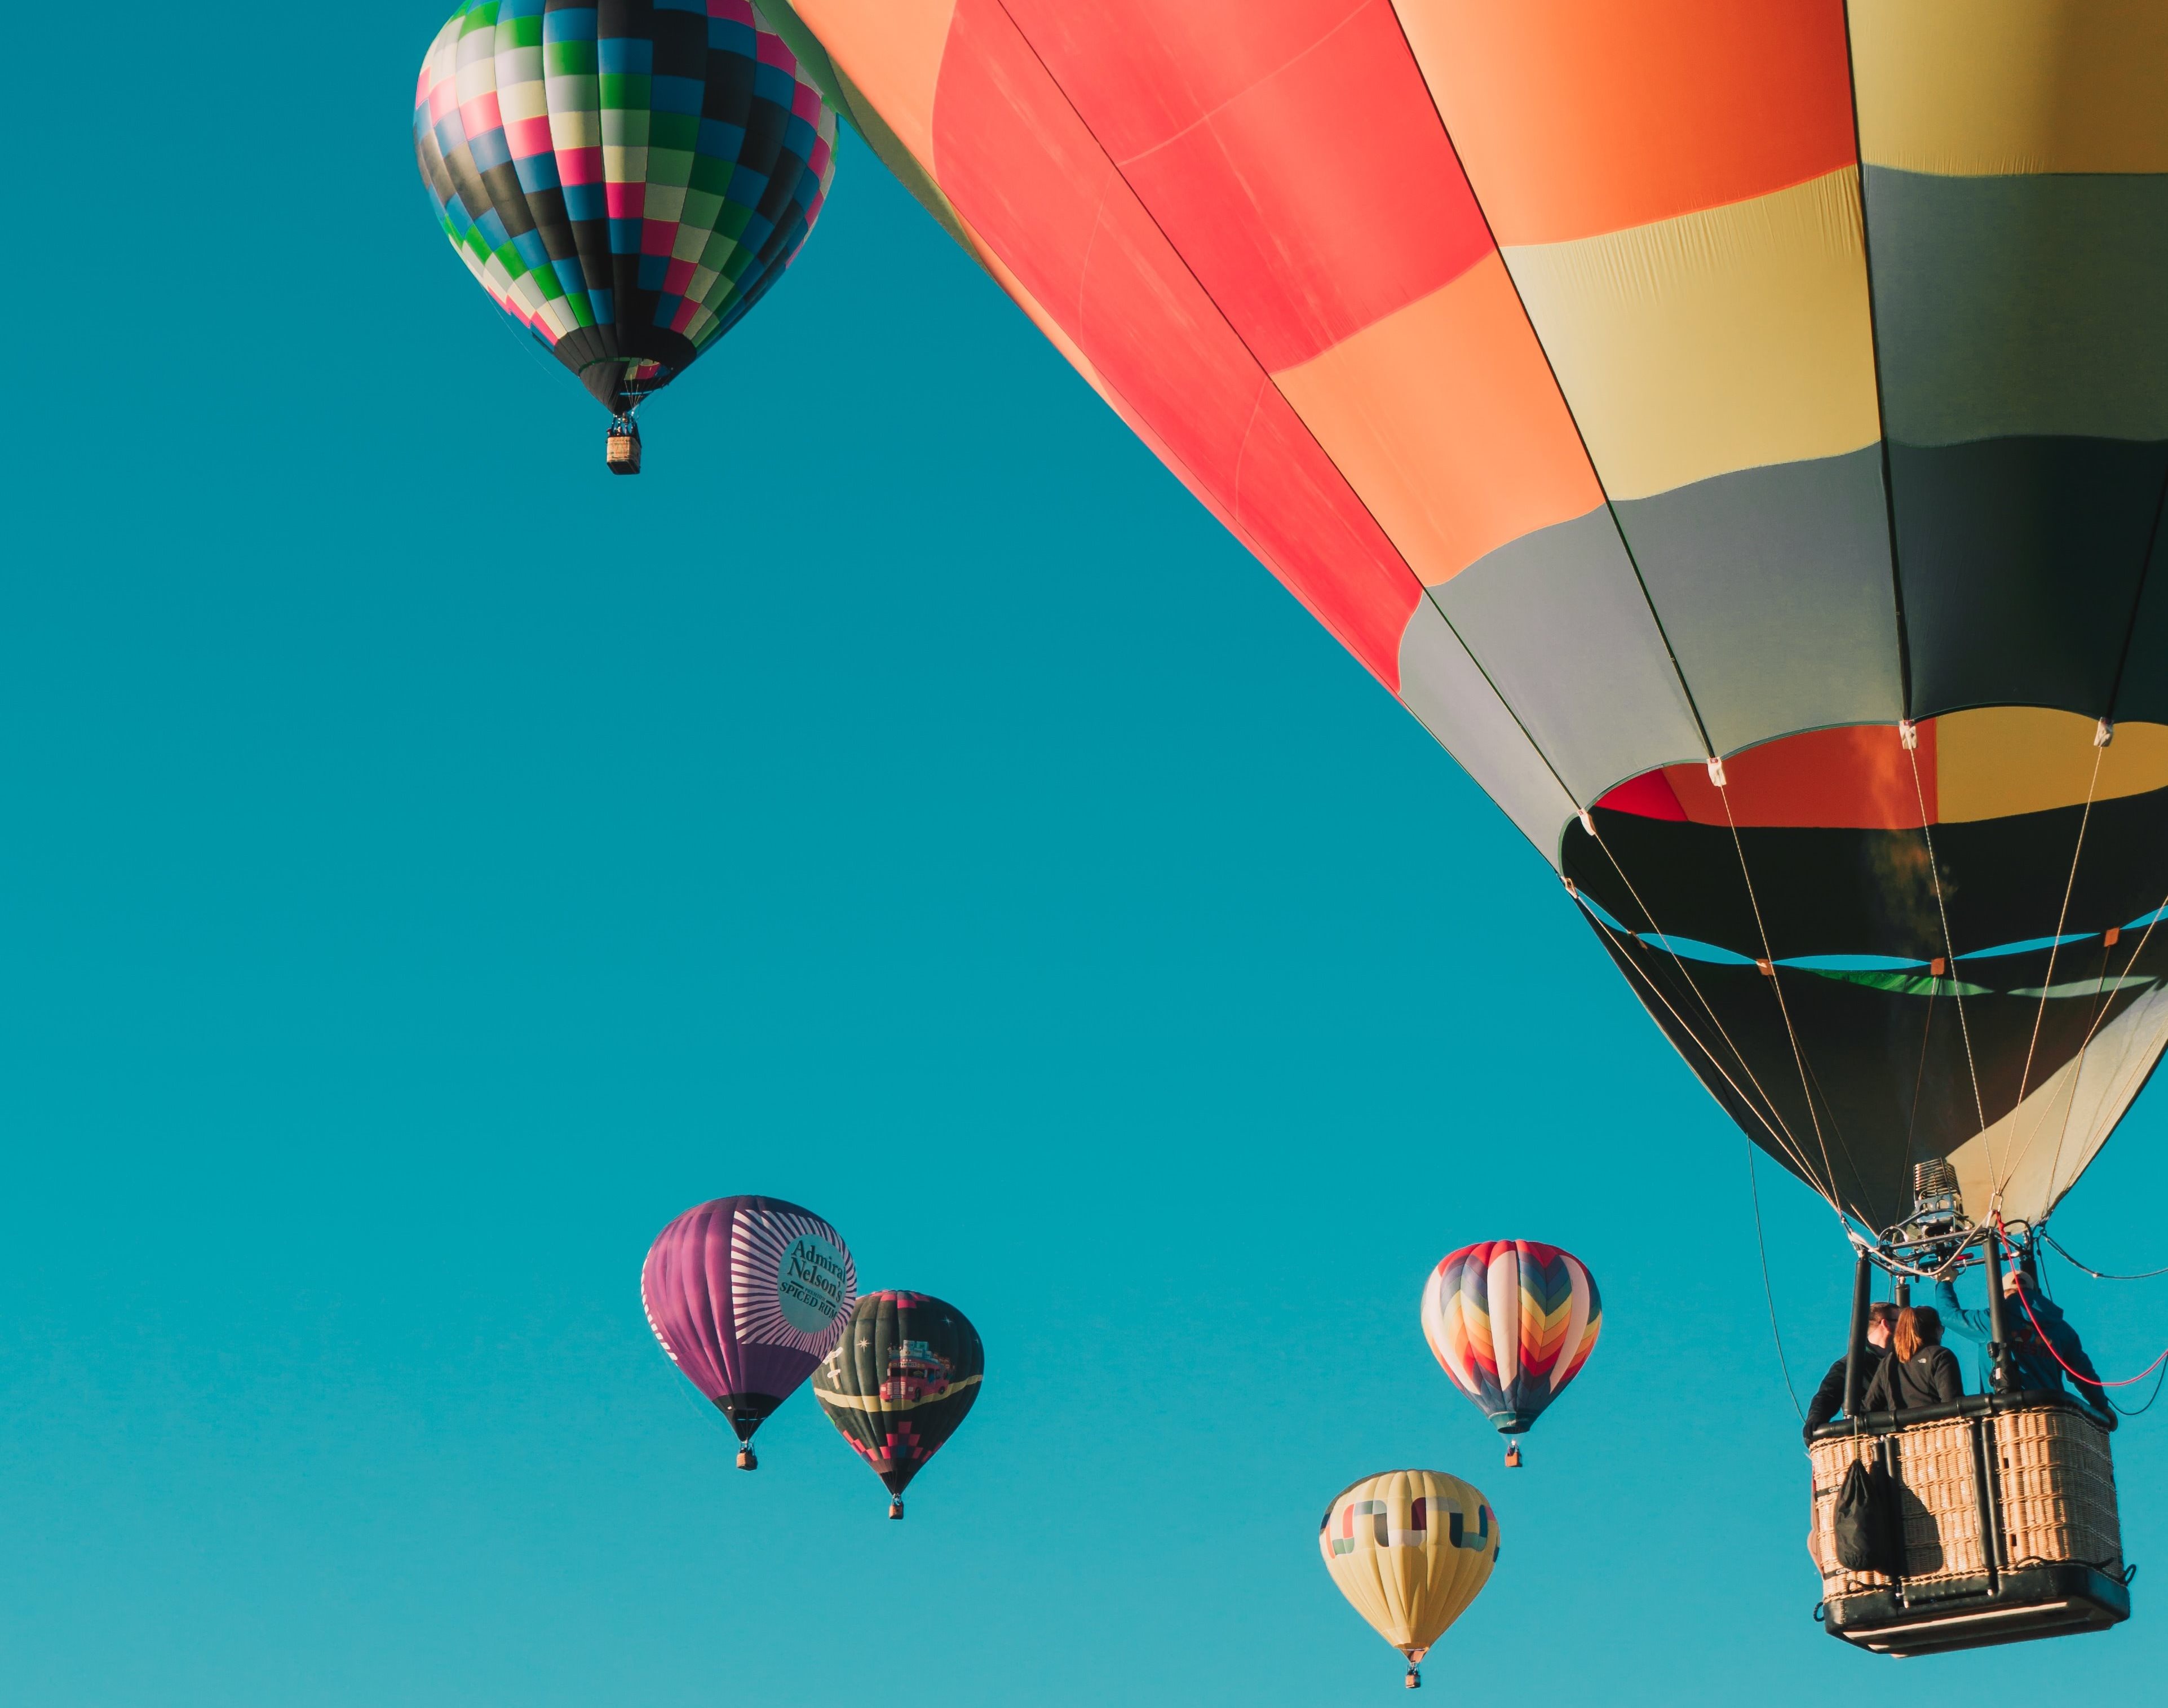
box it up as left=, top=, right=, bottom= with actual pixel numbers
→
left=879, top=1340, right=953, bottom=1405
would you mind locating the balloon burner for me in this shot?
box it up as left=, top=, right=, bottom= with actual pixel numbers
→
left=1878, top=1160, right=1974, bottom=1273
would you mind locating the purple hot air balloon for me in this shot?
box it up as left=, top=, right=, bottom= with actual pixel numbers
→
left=641, top=1195, right=857, bottom=1470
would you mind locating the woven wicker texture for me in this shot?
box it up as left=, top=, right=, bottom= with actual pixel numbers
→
left=1807, top=1435, right=1894, bottom=1600
left=1892, top=1418, right=1986, bottom=1582
left=1994, top=1408, right=2123, bottom=1573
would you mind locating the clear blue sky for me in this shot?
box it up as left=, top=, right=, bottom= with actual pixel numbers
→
left=6, top=7, right=2167, bottom=1704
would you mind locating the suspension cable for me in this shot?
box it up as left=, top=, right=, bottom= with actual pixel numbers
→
left=1902, top=732, right=1986, bottom=1138
left=1584, top=834, right=1841, bottom=1215
left=1716, top=781, right=1847, bottom=1210
left=2038, top=937, right=2118, bottom=1208
left=2038, top=882, right=2168, bottom=1206
left=1745, top=1136, right=1806, bottom=1419
left=2000, top=744, right=2104, bottom=1197
left=2007, top=1257, right=2168, bottom=1390
left=1581, top=905, right=1798, bottom=1159
left=2043, top=1229, right=2168, bottom=1282
left=1902, top=985, right=1937, bottom=1206
left=2109, top=1360, right=2168, bottom=1417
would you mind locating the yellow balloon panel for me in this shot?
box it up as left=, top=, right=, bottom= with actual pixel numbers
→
left=1317, top=1469, right=1499, bottom=1660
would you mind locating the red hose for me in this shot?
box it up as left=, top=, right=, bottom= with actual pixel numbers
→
left=2004, top=1251, right=2168, bottom=1388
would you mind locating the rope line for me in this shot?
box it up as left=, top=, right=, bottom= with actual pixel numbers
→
left=1578, top=837, right=1847, bottom=1214
left=1585, top=836, right=1828, bottom=1197
left=1905, top=736, right=1988, bottom=1138
left=1902, top=986, right=1936, bottom=1205
left=1580, top=902, right=1834, bottom=1196
left=2006, top=1254, right=2168, bottom=1390
left=2043, top=1231, right=2168, bottom=1283
left=2039, top=939, right=2117, bottom=1210
left=2067, top=979, right=2168, bottom=1184
left=1717, top=782, right=1846, bottom=1210
left=1746, top=1136, right=1806, bottom=1420
left=2036, top=882, right=2168, bottom=1207
left=2001, top=745, right=2104, bottom=1195
left=2109, top=1362, right=2168, bottom=1417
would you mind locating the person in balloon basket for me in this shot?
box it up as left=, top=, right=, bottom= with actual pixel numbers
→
left=1933, top=1270, right=2116, bottom=1428
left=1802, top=1302, right=1897, bottom=1440
left=1864, top=1307, right=1965, bottom=1413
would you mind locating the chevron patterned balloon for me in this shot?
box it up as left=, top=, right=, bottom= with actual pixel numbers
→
left=1421, top=1240, right=1601, bottom=1446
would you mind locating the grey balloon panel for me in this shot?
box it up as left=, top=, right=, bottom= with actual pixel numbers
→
left=1613, top=447, right=1903, bottom=757
left=1435, top=507, right=1705, bottom=808
left=1396, top=598, right=1582, bottom=865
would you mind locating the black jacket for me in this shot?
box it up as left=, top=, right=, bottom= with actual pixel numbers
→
left=1866, top=1344, right=1965, bottom=1413
left=1804, top=1348, right=1887, bottom=1439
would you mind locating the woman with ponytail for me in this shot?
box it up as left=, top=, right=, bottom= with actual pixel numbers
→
left=1865, top=1307, right=1966, bottom=1412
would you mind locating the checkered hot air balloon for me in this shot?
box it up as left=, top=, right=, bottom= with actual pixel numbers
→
left=1421, top=1241, right=1601, bottom=1464
left=413, top=1, right=839, bottom=469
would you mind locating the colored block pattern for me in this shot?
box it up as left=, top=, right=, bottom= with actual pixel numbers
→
left=415, top=0, right=839, bottom=413
left=769, top=1, right=2168, bottom=1232
left=1317, top=1469, right=1499, bottom=1666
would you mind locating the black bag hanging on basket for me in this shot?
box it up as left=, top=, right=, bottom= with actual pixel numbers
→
left=1834, top=1454, right=1900, bottom=1574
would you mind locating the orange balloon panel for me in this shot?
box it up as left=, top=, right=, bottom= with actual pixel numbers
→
left=767, top=0, right=2168, bottom=1234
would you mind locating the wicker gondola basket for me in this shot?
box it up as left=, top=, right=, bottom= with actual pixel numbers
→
left=1807, top=1433, right=1895, bottom=1602
left=1892, top=1417, right=1987, bottom=1585
left=1994, top=1406, right=2121, bottom=1573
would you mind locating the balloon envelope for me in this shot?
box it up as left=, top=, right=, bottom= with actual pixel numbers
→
left=813, top=1290, right=983, bottom=1497
left=641, top=1195, right=856, bottom=1442
left=1422, top=1241, right=1601, bottom=1436
left=768, top=2, right=2168, bottom=1233
left=414, top=0, right=838, bottom=413
left=1319, top=1469, right=1499, bottom=1666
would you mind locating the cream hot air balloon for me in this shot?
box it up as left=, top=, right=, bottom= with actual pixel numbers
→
left=1319, top=1470, right=1499, bottom=1689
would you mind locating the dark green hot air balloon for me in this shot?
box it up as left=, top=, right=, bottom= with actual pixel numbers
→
left=813, top=1290, right=983, bottom=1519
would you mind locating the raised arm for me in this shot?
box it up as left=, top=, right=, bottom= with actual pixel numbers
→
left=1933, top=1278, right=1993, bottom=1344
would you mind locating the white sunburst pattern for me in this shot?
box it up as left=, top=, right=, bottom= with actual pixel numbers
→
left=731, top=1206, right=858, bottom=1356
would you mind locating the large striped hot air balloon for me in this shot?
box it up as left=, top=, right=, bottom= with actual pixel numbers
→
left=760, top=1, right=2168, bottom=1249
left=1318, top=1469, right=1499, bottom=1689
left=413, top=1, right=839, bottom=468
left=641, top=1195, right=857, bottom=1469
left=1422, top=1241, right=1601, bottom=1463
